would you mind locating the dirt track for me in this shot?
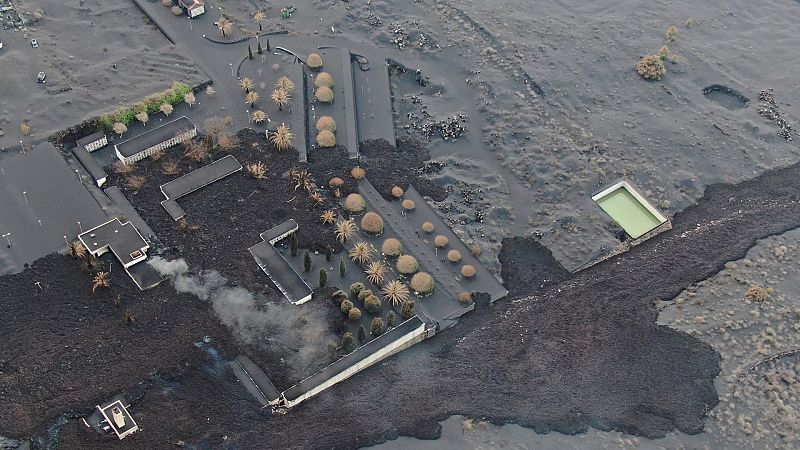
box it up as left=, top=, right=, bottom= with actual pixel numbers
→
left=2, top=149, right=789, bottom=448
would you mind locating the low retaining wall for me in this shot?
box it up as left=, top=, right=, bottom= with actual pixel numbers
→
left=280, top=316, right=428, bottom=408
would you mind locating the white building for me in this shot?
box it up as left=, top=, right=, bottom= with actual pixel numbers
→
left=76, top=131, right=108, bottom=152
left=114, top=116, right=196, bottom=164
left=179, top=0, right=205, bottom=18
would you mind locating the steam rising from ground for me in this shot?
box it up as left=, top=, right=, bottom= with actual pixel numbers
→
left=148, top=257, right=333, bottom=377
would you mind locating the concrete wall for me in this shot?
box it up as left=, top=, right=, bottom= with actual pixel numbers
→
left=85, top=136, right=108, bottom=152
left=280, top=319, right=427, bottom=408
left=116, top=128, right=197, bottom=164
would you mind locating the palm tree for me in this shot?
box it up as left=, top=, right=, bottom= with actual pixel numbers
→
left=320, top=210, right=336, bottom=224
left=253, top=10, right=266, bottom=31
left=365, top=261, right=388, bottom=285
left=69, top=240, right=87, bottom=259
left=270, top=124, right=293, bottom=151
left=271, top=88, right=290, bottom=111
left=92, top=271, right=110, bottom=293
left=239, top=77, right=254, bottom=92
left=334, top=218, right=357, bottom=243
left=349, top=242, right=374, bottom=265
left=309, top=191, right=324, bottom=207
left=244, top=91, right=259, bottom=107
left=251, top=110, right=267, bottom=124
left=275, top=76, right=295, bottom=94
left=382, top=280, right=410, bottom=306
left=289, top=168, right=314, bottom=192
left=217, top=16, right=233, bottom=37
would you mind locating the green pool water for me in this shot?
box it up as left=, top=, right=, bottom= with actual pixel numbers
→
left=595, top=187, right=663, bottom=239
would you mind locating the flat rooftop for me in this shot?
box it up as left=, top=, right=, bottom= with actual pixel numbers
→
left=283, top=316, right=424, bottom=402
left=160, top=154, right=242, bottom=220
left=76, top=131, right=106, bottom=147
left=592, top=180, right=667, bottom=239
left=72, top=146, right=107, bottom=186
left=261, top=219, right=299, bottom=244
left=115, top=116, right=194, bottom=158
left=249, top=240, right=312, bottom=305
left=79, top=218, right=148, bottom=267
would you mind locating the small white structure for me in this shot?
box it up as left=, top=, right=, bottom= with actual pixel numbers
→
left=76, top=131, right=108, bottom=152
left=179, top=0, right=205, bottom=18
left=114, top=116, right=196, bottom=164
left=95, top=399, right=138, bottom=440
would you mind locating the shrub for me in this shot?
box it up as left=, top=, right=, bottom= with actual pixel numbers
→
left=371, top=317, right=385, bottom=336
left=400, top=300, right=415, bottom=319
left=344, top=193, right=366, bottom=213
left=348, top=307, right=362, bottom=321
left=162, top=0, right=173, bottom=6
left=382, top=280, right=410, bottom=306
left=387, top=311, right=397, bottom=328
left=461, top=264, right=476, bottom=278
left=341, top=332, right=355, bottom=353
left=357, top=325, right=366, bottom=342
left=357, top=289, right=373, bottom=303
left=315, top=86, right=334, bottom=103
left=364, top=295, right=382, bottom=314
left=314, top=72, right=334, bottom=88
left=391, top=186, right=404, bottom=198
left=745, top=285, right=770, bottom=302
left=329, top=177, right=345, bottom=188
left=247, top=161, right=267, bottom=179
left=381, top=238, right=402, bottom=256
left=636, top=55, right=666, bottom=81
left=125, top=175, right=145, bottom=190
left=316, top=130, right=336, bottom=148
left=669, top=54, right=679, bottom=64
left=421, top=222, right=435, bottom=233
left=331, top=290, right=348, bottom=303
left=666, top=25, right=678, bottom=41
left=658, top=45, right=670, bottom=60
left=361, top=212, right=384, bottom=235
left=307, top=53, right=323, bottom=70
left=434, top=235, right=449, bottom=248
left=340, top=300, right=354, bottom=314
left=402, top=199, right=415, bottom=210
left=447, top=250, right=462, bottom=263
left=396, top=255, right=418, bottom=275
left=350, top=282, right=365, bottom=298
left=410, top=272, right=434, bottom=295
left=350, top=166, right=366, bottom=180
left=469, top=244, right=481, bottom=257
left=316, top=116, right=336, bottom=132
left=171, top=5, right=183, bottom=15
left=458, top=291, right=473, bottom=304
left=304, top=250, right=312, bottom=272
left=318, top=268, right=327, bottom=288
left=19, top=122, right=31, bottom=136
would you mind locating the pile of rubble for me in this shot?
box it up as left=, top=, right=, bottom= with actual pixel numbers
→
left=758, top=89, right=795, bottom=141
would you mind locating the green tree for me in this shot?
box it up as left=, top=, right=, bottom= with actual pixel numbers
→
left=341, top=332, right=355, bottom=353
left=290, top=233, right=298, bottom=256
left=319, top=268, right=327, bottom=288
left=304, top=250, right=311, bottom=272
left=340, top=257, right=347, bottom=278
left=387, top=311, right=397, bottom=328
left=400, top=300, right=415, bottom=320
left=357, top=325, right=366, bottom=342
left=266, top=39, right=271, bottom=51
left=248, top=45, right=254, bottom=60
left=364, top=295, right=382, bottom=314
left=325, top=246, right=332, bottom=262
left=350, top=282, right=364, bottom=298
left=257, top=41, right=264, bottom=55
left=371, top=317, right=385, bottom=336
left=340, top=300, right=354, bottom=314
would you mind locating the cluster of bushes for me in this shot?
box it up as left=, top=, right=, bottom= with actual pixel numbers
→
left=98, top=82, right=192, bottom=131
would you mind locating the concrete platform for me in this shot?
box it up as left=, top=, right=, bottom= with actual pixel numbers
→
left=159, top=154, right=242, bottom=220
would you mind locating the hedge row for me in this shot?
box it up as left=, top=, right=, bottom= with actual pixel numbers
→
left=98, top=81, right=191, bottom=131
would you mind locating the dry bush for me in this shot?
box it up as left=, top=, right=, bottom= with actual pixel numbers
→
left=329, top=177, right=344, bottom=188
left=461, top=264, right=476, bottom=278
left=247, top=161, right=267, bottom=179
left=275, top=76, right=295, bottom=94
left=314, top=72, right=334, bottom=88
left=402, top=199, right=415, bottom=210
left=361, top=212, right=384, bottom=235
left=20, top=122, right=31, bottom=135
left=469, top=244, right=481, bottom=257
left=270, top=124, right=294, bottom=151
left=307, top=53, right=323, bottom=70
left=251, top=110, right=268, bottom=124
left=348, top=307, right=362, bottom=321
left=669, top=54, right=679, bottom=64
left=349, top=242, right=374, bottom=265
left=382, top=280, right=410, bottom=306
left=334, top=218, right=357, bottom=243
left=171, top=5, right=183, bottom=15
left=447, top=249, right=462, bottom=263
left=113, top=161, right=135, bottom=175
left=320, top=210, right=336, bottom=224
left=271, top=88, right=290, bottom=111
left=365, top=261, right=388, bottom=285
left=396, top=255, right=418, bottom=275
left=162, top=0, right=173, bottom=6
left=666, top=25, right=678, bottom=41
left=184, top=141, right=208, bottom=162
left=458, top=291, right=473, bottom=304
left=150, top=149, right=166, bottom=161
left=434, top=235, right=449, bottom=248
left=344, top=193, right=366, bottom=213
left=240, top=78, right=254, bottom=92
left=658, top=45, right=670, bottom=60
left=177, top=218, right=199, bottom=232
left=381, top=238, right=402, bottom=256
left=218, top=132, right=241, bottom=152
left=745, top=285, right=770, bottom=302
left=125, top=175, right=145, bottom=190
left=686, top=18, right=694, bottom=29
left=410, top=272, right=434, bottom=295
left=69, top=240, right=87, bottom=259
left=112, top=122, right=127, bottom=136
left=160, top=103, right=173, bottom=116
left=421, top=222, right=435, bottom=233
left=244, top=91, right=260, bottom=106
left=391, top=186, right=404, bottom=198
left=161, top=160, right=180, bottom=176
left=92, top=271, right=110, bottom=293
left=205, top=85, right=216, bottom=97
left=636, top=54, right=666, bottom=81
left=315, top=86, right=334, bottom=103
left=316, top=116, right=336, bottom=132
left=350, top=166, right=366, bottom=180
left=316, top=130, right=336, bottom=148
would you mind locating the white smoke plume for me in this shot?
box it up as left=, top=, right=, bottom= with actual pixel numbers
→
left=148, top=256, right=334, bottom=377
